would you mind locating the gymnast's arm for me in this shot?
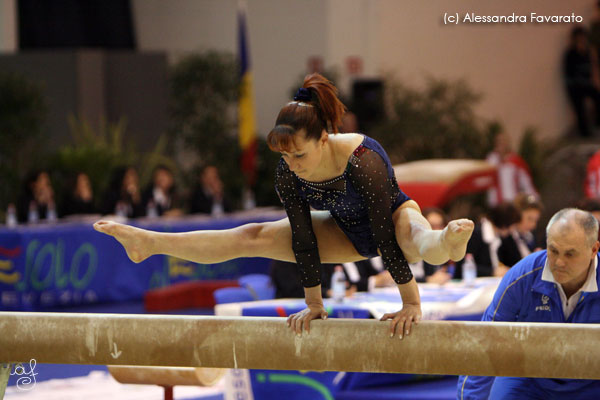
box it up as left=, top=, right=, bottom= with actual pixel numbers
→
left=456, top=270, right=521, bottom=399
left=347, top=150, right=416, bottom=287
left=347, top=149, right=421, bottom=335
left=274, top=160, right=328, bottom=332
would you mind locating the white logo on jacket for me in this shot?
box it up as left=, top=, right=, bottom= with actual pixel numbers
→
left=536, top=295, right=551, bottom=312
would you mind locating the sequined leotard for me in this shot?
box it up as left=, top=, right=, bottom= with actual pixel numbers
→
left=275, top=134, right=413, bottom=287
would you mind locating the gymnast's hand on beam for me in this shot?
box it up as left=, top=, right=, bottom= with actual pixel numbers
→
left=287, top=303, right=328, bottom=336
left=380, top=303, right=422, bottom=339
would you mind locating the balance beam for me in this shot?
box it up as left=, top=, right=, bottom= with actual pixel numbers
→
left=0, top=312, right=599, bottom=379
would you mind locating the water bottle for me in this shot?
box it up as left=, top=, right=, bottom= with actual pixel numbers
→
left=27, top=201, right=39, bottom=224
left=46, top=202, right=57, bottom=222
left=115, top=201, right=128, bottom=218
left=331, top=265, right=346, bottom=303
left=5, top=203, right=17, bottom=227
left=462, top=253, right=477, bottom=286
left=242, top=188, right=256, bottom=210
left=146, top=200, right=158, bottom=218
left=211, top=201, right=224, bottom=217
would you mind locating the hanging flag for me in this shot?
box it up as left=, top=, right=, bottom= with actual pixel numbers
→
left=238, top=1, right=258, bottom=187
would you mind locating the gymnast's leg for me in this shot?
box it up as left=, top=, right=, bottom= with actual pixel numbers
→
left=393, top=200, right=474, bottom=265
left=93, top=212, right=366, bottom=265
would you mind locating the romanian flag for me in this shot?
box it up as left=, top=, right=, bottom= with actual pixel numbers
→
left=238, top=1, right=257, bottom=186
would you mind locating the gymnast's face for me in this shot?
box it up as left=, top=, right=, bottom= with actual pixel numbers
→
left=546, top=222, right=599, bottom=290
left=280, top=130, right=327, bottom=180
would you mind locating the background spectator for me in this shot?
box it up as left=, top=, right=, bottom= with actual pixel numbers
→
left=585, top=148, right=600, bottom=199
left=189, top=165, right=233, bottom=215
left=563, top=25, right=600, bottom=137
left=270, top=260, right=330, bottom=299
left=514, top=193, right=544, bottom=252
left=486, top=131, right=538, bottom=207
left=103, top=166, right=145, bottom=218
left=455, top=203, right=521, bottom=279
left=589, top=0, right=600, bottom=60
left=270, top=258, right=393, bottom=299
left=497, top=195, right=544, bottom=268
left=335, top=258, right=396, bottom=294
left=17, top=170, right=57, bottom=223
left=62, top=172, right=96, bottom=216
left=143, top=164, right=182, bottom=217
left=578, top=197, right=600, bottom=240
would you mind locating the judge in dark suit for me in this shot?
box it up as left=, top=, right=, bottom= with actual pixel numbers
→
left=270, top=257, right=393, bottom=299
left=189, top=165, right=233, bottom=215
left=454, top=203, right=520, bottom=279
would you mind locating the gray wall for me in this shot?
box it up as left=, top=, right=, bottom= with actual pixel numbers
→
left=133, top=0, right=329, bottom=138
left=0, top=0, right=595, bottom=149
left=132, top=0, right=593, bottom=145
left=0, top=50, right=167, bottom=152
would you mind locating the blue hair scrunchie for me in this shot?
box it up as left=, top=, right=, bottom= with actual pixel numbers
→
left=293, top=87, right=312, bottom=102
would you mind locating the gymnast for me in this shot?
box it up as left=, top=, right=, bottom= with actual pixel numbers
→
left=94, top=73, right=474, bottom=338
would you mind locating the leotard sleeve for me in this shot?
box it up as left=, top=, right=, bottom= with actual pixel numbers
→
left=274, top=159, right=322, bottom=287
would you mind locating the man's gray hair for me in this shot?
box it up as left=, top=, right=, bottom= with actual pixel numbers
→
left=546, top=208, right=599, bottom=247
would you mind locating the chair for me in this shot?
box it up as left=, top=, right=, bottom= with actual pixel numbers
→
left=213, top=287, right=255, bottom=304
left=238, top=274, right=275, bottom=300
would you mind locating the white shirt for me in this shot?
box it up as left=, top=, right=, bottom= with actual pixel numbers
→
left=366, top=257, right=386, bottom=292
left=541, top=256, right=598, bottom=320
left=486, top=152, right=538, bottom=207
left=152, top=187, right=170, bottom=209
left=481, top=218, right=501, bottom=272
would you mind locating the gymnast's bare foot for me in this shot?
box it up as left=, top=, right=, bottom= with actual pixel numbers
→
left=441, top=219, right=474, bottom=261
left=93, top=221, right=153, bottom=263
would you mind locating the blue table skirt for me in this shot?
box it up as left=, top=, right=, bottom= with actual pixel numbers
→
left=0, top=211, right=285, bottom=311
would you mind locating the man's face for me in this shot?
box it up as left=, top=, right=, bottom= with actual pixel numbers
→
left=546, top=222, right=599, bottom=288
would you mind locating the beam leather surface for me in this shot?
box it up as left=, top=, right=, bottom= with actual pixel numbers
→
left=0, top=312, right=599, bottom=379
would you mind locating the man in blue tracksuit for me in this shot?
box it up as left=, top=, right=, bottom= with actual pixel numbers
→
left=457, top=208, right=600, bottom=399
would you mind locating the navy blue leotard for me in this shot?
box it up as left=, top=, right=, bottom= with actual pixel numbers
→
left=275, top=134, right=413, bottom=287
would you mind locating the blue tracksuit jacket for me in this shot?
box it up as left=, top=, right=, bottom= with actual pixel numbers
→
left=457, top=250, right=600, bottom=400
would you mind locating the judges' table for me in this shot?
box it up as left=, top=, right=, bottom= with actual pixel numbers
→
left=215, top=277, right=501, bottom=400
left=0, top=209, right=285, bottom=311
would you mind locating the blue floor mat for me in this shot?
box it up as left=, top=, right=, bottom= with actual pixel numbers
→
left=335, top=377, right=458, bottom=400
left=7, top=364, right=107, bottom=386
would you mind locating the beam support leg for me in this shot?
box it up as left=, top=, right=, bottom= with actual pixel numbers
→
left=0, top=363, right=10, bottom=400
left=163, top=386, right=173, bottom=400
